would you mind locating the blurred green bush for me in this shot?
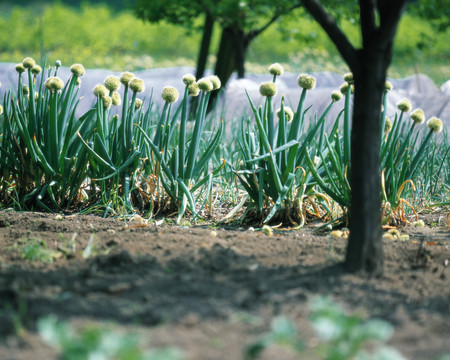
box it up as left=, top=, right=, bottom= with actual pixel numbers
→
left=0, top=1, right=448, bottom=84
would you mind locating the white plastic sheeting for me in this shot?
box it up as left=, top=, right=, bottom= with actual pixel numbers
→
left=1, top=63, right=448, bottom=131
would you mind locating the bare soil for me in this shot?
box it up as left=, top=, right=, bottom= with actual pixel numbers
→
left=0, top=210, right=449, bottom=360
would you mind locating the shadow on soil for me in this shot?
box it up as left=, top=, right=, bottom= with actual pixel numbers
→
left=2, top=244, right=448, bottom=334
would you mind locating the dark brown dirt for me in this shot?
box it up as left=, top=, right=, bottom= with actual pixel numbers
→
left=0, top=210, right=449, bottom=360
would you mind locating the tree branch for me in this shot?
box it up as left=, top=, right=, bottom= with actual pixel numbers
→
left=377, top=0, right=408, bottom=49
left=359, top=0, right=377, bottom=48
left=301, top=0, right=358, bottom=70
left=248, top=4, right=303, bottom=41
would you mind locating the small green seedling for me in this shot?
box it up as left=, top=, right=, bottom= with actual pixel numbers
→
left=14, top=237, right=60, bottom=263
left=245, top=296, right=406, bottom=360
left=38, top=315, right=184, bottom=360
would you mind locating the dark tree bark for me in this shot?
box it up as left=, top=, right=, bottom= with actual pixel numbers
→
left=301, top=0, right=407, bottom=274
left=209, top=26, right=250, bottom=111
left=213, top=5, right=298, bottom=87
left=195, top=12, right=214, bottom=80
left=235, top=30, right=251, bottom=79
left=214, top=26, right=247, bottom=88
left=207, top=5, right=301, bottom=112
left=207, top=27, right=237, bottom=112
left=191, top=12, right=214, bottom=116
left=346, top=49, right=388, bottom=274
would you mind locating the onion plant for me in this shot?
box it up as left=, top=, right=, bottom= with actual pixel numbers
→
left=414, top=135, right=450, bottom=209
left=305, top=75, right=386, bottom=223
left=1, top=58, right=90, bottom=210
left=233, top=64, right=340, bottom=224
left=380, top=97, right=445, bottom=221
left=78, top=73, right=149, bottom=214
left=1, top=57, right=447, bottom=222
left=305, top=78, right=353, bottom=218
left=306, top=75, right=447, bottom=225
left=137, top=74, right=224, bottom=223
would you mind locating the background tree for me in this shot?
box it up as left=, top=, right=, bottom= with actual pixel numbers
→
left=300, top=0, right=410, bottom=274
left=134, top=0, right=303, bottom=89
left=134, top=0, right=442, bottom=91
left=407, top=0, right=450, bottom=31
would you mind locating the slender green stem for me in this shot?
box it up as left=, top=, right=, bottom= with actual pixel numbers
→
left=179, top=87, right=190, bottom=179
left=343, top=85, right=351, bottom=166
left=49, top=91, right=58, bottom=168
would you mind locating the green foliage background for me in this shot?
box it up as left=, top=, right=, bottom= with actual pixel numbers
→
left=0, top=1, right=449, bottom=85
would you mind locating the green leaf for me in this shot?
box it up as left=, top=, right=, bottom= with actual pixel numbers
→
left=245, top=140, right=299, bottom=163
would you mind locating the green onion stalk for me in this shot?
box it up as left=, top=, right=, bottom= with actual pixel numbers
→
left=138, top=74, right=224, bottom=223
left=3, top=59, right=90, bottom=210
left=234, top=64, right=332, bottom=224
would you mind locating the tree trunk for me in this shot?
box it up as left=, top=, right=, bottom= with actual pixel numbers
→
left=214, top=27, right=237, bottom=88
left=195, top=12, right=214, bottom=80
left=214, top=26, right=251, bottom=85
left=345, top=49, right=389, bottom=275
left=191, top=12, right=214, bottom=116
left=208, top=26, right=249, bottom=111
left=235, top=30, right=250, bottom=79
left=299, top=0, right=407, bottom=276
